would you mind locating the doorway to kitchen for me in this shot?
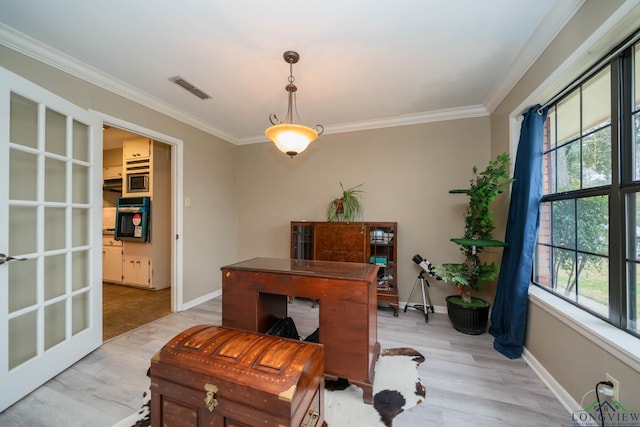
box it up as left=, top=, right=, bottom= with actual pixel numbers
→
left=101, top=121, right=181, bottom=341
left=102, top=283, right=170, bottom=340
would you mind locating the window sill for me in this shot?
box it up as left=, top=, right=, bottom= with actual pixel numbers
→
left=528, top=285, right=640, bottom=371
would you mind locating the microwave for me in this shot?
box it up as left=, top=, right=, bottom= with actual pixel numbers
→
left=127, top=173, right=149, bottom=193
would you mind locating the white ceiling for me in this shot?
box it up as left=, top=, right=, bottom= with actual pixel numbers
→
left=0, top=0, right=582, bottom=145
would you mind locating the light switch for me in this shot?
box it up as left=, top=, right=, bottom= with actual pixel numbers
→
left=185, top=197, right=191, bottom=207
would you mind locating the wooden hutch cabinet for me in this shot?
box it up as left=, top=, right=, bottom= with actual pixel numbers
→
left=291, top=221, right=399, bottom=316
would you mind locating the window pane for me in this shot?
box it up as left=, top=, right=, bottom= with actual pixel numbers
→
left=582, top=67, right=611, bottom=134
left=534, top=243, right=552, bottom=288
left=577, top=196, right=608, bottom=255
left=10, top=149, right=37, bottom=201
left=553, top=247, right=577, bottom=300
left=10, top=93, right=38, bottom=149
left=45, top=157, right=66, bottom=203
left=72, top=164, right=89, bottom=204
left=72, top=292, right=89, bottom=335
left=44, top=300, right=66, bottom=350
left=576, top=254, right=608, bottom=317
left=582, top=127, right=611, bottom=187
left=45, top=207, right=66, bottom=251
left=9, top=206, right=37, bottom=255
left=543, top=111, right=555, bottom=195
left=635, top=43, right=640, bottom=110
left=72, top=250, right=89, bottom=291
left=542, top=150, right=556, bottom=195
left=557, top=141, right=580, bottom=192
left=72, top=208, right=89, bottom=248
left=45, top=108, right=66, bottom=156
left=553, top=200, right=575, bottom=249
left=629, top=261, right=639, bottom=333
left=539, top=202, right=551, bottom=245
left=547, top=106, right=557, bottom=149
left=634, top=112, right=640, bottom=180
left=557, top=91, right=580, bottom=145
left=627, top=193, right=640, bottom=261
left=9, top=311, right=37, bottom=369
left=44, top=254, right=66, bottom=300
left=8, top=259, right=37, bottom=313
left=634, top=43, right=640, bottom=179
left=72, top=120, right=89, bottom=162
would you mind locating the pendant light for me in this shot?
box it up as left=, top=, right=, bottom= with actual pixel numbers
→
left=265, top=51, right=324, bottom=157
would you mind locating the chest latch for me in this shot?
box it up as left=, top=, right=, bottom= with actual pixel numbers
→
left=204, top=383, right=219, bottom=412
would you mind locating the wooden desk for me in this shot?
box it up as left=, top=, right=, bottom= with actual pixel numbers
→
left=221, top=257, right=379, bottom=403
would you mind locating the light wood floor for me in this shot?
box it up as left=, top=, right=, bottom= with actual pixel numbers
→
left=0, top=297, right=571, bottom=427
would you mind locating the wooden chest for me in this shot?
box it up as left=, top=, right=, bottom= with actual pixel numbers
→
left=150, top=325, right=324, bottom=427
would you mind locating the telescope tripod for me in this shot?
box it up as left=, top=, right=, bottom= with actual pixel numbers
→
left=403, top=270, right=435, bottom=322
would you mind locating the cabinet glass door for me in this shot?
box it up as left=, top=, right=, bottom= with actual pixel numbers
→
left=291, top=223, right=314, bottom=260
left=369, top=225, right=395, bottom=289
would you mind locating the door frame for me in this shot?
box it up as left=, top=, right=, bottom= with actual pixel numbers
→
left=94, top=111, right=184, bottom=311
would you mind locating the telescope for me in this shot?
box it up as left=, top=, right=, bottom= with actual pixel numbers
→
left=412, top=254, right=441, bottom=280
left=405, top=254, right=438, bottom=322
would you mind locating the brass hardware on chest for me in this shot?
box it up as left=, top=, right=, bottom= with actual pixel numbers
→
left=204, top=383, right=219, bottom=412
left=152, top=325, right=325, bottom=425
left=225, top=272, right=230, bottom=278
left=303, top=409, right=320, bottom=426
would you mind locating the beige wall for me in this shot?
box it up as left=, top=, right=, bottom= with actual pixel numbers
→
left=235, top=118, right=499, bottom=304
left=0, top=45, right=239, bottom=304
left=491, top=0, right=640, bottom=411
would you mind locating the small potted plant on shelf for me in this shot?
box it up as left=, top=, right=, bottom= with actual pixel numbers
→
left=326, top=182, right=365, bottom=222
left=434, top=152, right=513, bottom=334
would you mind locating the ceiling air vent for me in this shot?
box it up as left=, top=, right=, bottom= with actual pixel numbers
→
left=168, top=76, right=211, bottom=100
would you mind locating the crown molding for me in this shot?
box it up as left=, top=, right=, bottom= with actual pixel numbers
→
left=237, top=105, right=489, bottom=145
left=0, top=23, right=239, bottom=144
left=325, top=105, right=489, bottom=135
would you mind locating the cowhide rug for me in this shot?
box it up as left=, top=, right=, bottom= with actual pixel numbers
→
left=324, top=347, right=426, bottom=427
left=113, top=347, right=425, bottom=427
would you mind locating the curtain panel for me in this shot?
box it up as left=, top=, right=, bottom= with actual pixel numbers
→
left=489, top=105, right=548, bottom=359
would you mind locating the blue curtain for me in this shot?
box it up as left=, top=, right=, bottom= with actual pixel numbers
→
left=489, top=105, right=548, bottom=359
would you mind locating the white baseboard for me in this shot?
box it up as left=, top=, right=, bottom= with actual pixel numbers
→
left=522, top=346, right=578, bottom=415
left=181, top=289, right=222, bottom=311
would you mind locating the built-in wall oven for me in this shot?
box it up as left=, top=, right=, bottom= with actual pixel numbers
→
left=115, top=196, right=151, bottom=242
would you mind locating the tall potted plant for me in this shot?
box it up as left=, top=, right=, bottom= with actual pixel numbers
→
left=326, top=182, right=365, bottom=222
left=435, top=153, right=513, bottom=334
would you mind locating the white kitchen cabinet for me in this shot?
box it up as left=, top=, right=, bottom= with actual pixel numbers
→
left=123, top=255, right=151, bottom=287
left=103, top=165, right=122, bottom=180
left=102, top=237, right=123, bottom=283
left=103, top=237, right=154, bottom=289
left=123, top=138, right=151, bottom=160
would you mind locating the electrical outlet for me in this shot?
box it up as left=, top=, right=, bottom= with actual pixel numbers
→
left=606, top=373, right=620, bottom=402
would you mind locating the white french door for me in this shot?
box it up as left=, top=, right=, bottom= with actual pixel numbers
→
left=0, top=67, right=103, bottom=411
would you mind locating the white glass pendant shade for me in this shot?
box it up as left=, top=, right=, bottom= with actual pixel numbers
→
left=265, top=123, right=318, bottom=157
left=266, top=51, right=323, bottom=158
